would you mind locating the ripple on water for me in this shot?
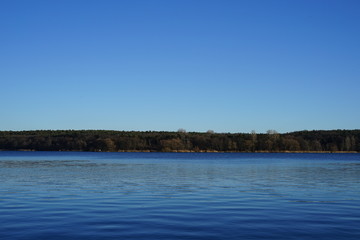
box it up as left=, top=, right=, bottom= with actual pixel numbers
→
left=0, top=152, right=360, bottom=240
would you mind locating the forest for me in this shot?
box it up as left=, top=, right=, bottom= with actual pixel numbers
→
left=0, top=129, right=359, bottom=153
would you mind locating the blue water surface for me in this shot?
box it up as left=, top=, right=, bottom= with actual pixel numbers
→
left=0, top=152, right=359, bottom=239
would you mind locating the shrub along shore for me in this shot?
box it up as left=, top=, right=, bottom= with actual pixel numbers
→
left=0, top=129, right=359, bottom=153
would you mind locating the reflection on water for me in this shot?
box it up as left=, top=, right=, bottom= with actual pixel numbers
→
left=0, top=152, right=360, bottom=240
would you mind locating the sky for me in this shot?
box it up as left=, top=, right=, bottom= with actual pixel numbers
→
left=1, top=0, right=359, bottom=133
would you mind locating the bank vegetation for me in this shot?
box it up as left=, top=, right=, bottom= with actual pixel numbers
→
left=0, top=129, right=359, bottom=153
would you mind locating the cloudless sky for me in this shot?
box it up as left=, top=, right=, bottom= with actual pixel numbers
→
left=1, top=0, right=359, bottom=133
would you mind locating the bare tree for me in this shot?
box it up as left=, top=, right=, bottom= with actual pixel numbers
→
left=177, top=128, right=187, bottom=133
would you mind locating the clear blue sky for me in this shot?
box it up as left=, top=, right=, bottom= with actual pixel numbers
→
left=1, top=0, right=359, bottom=133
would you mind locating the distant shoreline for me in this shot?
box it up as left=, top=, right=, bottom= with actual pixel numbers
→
left=1, top=129, right=359, bottom=153
left=0, top=149, right=358, bottom=154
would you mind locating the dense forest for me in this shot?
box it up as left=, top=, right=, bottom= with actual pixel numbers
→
left=0, top=129, right=359, bottom=153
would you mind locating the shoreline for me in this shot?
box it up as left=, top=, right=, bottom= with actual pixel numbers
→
left=1, top=129, right=359, bottom=153
left=1, top=149, right=358, bottom=154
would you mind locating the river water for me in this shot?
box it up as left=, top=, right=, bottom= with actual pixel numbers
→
left=0, top=152, right=359, bottom=239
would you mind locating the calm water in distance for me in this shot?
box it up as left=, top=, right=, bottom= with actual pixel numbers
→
left=0, top=151, right=360, bottom=240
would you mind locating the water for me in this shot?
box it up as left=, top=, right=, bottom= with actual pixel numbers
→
left=0, top=152, right=359, bottom=239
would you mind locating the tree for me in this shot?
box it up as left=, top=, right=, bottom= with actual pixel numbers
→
left=177, top=128, right=186, bottom=133
left=250, top=130, right=257, bottom=152
left=266, top=130, right=279, bottom=151
left=160, top=138, right=185, bottom=152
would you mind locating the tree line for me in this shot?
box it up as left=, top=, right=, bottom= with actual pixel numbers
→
left=0, top=129, right=359, bottom=152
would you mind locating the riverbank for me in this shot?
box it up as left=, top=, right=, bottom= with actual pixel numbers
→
left=1, top=149, right=358, bottom=153
left=1, top=129, right=359, bottom=153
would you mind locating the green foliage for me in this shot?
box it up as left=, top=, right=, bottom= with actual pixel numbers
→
left=0, top=129, right=359, bottom=152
